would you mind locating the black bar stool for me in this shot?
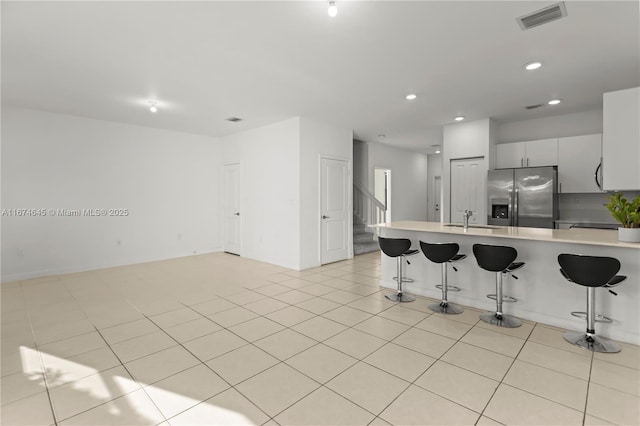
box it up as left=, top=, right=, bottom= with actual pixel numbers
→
left=558, top=254, right=627, bottom=353
left=378, top=236, right=419, bottom=302
left=419, top=241, right=466, bottom=314
left=473, top=244, right=525, bottom=328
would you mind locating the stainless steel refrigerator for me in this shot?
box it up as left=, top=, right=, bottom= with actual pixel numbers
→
left=487, top=166, right=558, bottom=228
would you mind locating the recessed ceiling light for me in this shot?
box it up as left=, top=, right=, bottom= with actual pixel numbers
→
left=435, top=150, right=441, bottom=154
left=148, top=100, right=158, bottom=113
left=524, top=61, right=542, bottom=71
left=548, top=99, right=562, bottom=105
left=328, top=1, right=337, bottom=17
left=378, top=134, right=386, bottom=140
left=406, top=94, right=417, bottom=100
left=454, top=116, right=465, bottom=121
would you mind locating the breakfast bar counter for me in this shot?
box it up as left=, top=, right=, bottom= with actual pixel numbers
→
left=370, top=221, right=640, bottom=345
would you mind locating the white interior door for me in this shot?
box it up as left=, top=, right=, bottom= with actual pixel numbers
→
left=223, top=163, right=241, bottom=255
left=321, top=157, right=349, bottom=264
left=450, top=157, right=486, bottom=224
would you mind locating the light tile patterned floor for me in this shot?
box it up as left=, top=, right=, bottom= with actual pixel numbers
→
left=1, top=251, right=639, bottom=425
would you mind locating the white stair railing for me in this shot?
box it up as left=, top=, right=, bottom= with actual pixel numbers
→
left=354, top=179, right=387, bottom=226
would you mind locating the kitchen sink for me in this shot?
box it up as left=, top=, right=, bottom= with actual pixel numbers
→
left=444, top=224, right=501, bottom=229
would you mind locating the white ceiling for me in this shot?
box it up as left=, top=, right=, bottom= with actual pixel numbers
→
left=2, top=1, right=639, bottom=153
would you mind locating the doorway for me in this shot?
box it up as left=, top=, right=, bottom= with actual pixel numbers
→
left=430, top=175, right=442, bottom=222
left=320, top=157, right=349, bottom=264
left=374, top=168, right=391, bottom=221
left=222, top=163, right=241, bottom=255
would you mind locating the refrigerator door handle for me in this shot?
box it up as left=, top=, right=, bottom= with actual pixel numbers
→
left=514, top=189, right=519, bottom=227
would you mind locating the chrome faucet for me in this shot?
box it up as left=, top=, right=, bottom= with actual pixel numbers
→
left=463, top=210, right=473, bottom=231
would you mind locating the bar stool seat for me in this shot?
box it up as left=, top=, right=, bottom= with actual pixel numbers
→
left=558, top=253, right=627, bottom=353
left=379, top=237, right=418, bottom=303
left=473, top=244, right=525, bottom=328
left=419, top=241, right=466, bottom=314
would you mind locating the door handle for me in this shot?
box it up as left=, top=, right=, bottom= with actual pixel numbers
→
left=595, top=161, right=603, bottom=190
left=233, top=212, right=240, bottom=216
left=526, top=158, right=530, bottom=167
left=322, top=215, right=330, bottom=219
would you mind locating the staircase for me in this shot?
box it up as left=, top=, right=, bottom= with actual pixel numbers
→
left=353, top=215, right=380, bottom=255
left=353, top=179, right=385, bottom=255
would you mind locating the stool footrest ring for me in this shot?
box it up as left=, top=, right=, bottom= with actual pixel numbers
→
left=487, top=294, right=517, bottom=303
left=393, top=276, right=415, bottom=283
left=436, top=284, right=461, bottom=292
left=570, top=311, right=613, bottom=323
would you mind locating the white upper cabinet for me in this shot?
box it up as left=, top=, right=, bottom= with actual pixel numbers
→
left=603, top=87, right=640, bottom=191
left=496, top=138, right=558, bottom=169
left=558, top=134, right=602, bottom=193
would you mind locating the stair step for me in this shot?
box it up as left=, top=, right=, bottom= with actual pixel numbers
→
left=354, top=241, right=380, bottom=256
left=354, top=232, right=375, bottom=244
left=354, top=223, right=366, bottom=233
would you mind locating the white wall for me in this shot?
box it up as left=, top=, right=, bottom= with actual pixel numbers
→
left=221, top=118, right=301, bottom=270
left=496, top=109, right=602, bottom=143
left=442, top=118, right=496, bottom=223
left=367, top=143, right=428, bottom=221
left=1, top=107, right=222, bottom=281
left=221, top=117, right=352, bottom=271
left=299, top=117, right=352, bottom=269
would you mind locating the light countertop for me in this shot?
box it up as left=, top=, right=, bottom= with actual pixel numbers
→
left=370, top=221, right=640, bottom=249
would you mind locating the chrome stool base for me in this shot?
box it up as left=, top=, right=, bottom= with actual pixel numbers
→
left=385, top=292, right=416, bottom=303
left=429, top=301, right=463, bottom=314
left=480, top=312, right=521, bottom=328
left=563, top=331, right=621, bottom=353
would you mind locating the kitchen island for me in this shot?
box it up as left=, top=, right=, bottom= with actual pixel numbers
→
left=371, top=221, right=640, bottom=345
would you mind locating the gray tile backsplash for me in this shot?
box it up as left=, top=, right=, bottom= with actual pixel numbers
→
left=558, top=192, right=640, bottom=223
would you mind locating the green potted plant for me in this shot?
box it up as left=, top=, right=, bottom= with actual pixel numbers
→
left=605, top=193, right=640, bottom=242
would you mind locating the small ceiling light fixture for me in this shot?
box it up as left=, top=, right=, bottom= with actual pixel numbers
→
left=148, top=100, right=158, bottom=113
left=435, top=150, right=441, bottom=154
left=524, top=61, right=543, bottom=71
left=454, top=116, right=465, bottom=121
left=548, top=99, right=562, bottom=105
left=328, top=1, right=338, bottom=17
left=406, top=94, right=417, bottom=100
left=378, top=134, right=386, bottom=140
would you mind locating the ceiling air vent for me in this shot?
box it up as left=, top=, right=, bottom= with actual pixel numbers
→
left=525, top=104, right=545, bottom=110
left=225, top=117, right=243, bottom=122
left=517, top=2, right=567, bottom=30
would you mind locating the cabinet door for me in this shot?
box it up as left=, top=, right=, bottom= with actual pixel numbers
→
left=558, top=134, right=602, bottom=193
left=603, top=87, right=640, bottom=190
left=525, top=138, right=558, bottom=167
left=496, top=142, right=525, bottom=168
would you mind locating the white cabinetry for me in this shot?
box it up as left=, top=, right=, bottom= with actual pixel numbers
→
left=557, top=134, right=602, bottom=193
left=603, top=87, right=640, bottom=190
left=496, top=138, right=558, bottom=169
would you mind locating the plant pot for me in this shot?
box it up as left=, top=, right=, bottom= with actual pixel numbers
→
left=618, top=227, right=640, bottom=243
